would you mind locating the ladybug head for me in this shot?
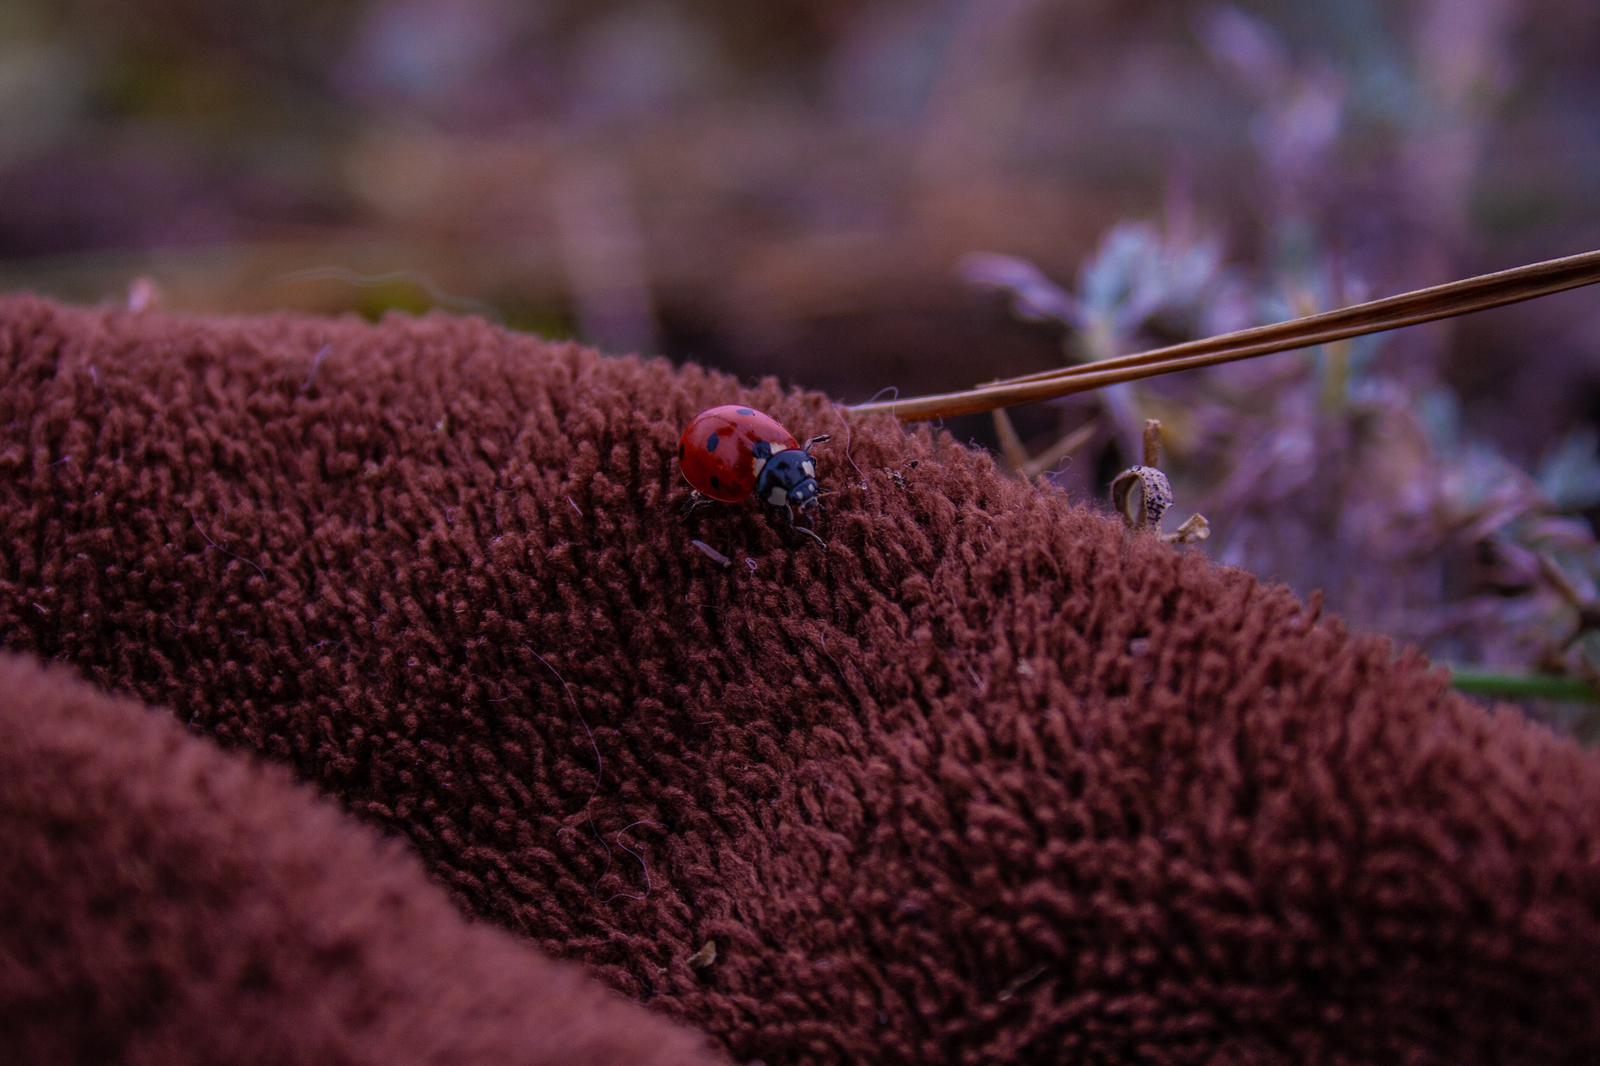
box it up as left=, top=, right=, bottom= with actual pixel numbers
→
left=756, top=448, right=821, bottom=511
left=785, top=475, right=822, bottom=511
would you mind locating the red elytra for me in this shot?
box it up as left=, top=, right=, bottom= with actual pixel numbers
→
left=677, top=405, right=798, bottom=503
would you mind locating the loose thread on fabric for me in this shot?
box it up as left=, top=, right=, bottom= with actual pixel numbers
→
left=605, top=820, right=666, bottom=903
left=191, top=515, right=268, bottom=582
left=301, top=343, right=330, bottom=392
left=529, top=649, right=611, bottom=876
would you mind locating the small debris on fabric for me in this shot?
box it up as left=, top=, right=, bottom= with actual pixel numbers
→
left=300, top=343, right=331, bottom=392
left=686, top=940, right=717, bottom=969
left=126, top=277, right=162, bottom=312
left=997, top=962, right=1049, bottom=1001
left=691, top=540, right=731, bottom=567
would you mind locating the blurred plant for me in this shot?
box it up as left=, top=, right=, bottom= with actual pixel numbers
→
left=1165, top=226, right=1600, bottom=728
left=961, top=218, right=1226, bottom=474
left=1182, top=3, right=1600, bottom=712
left=949, top=2, right=1600, bottom=740
left=1437, top=426, right=1600, bottom=740
left=966, top=208, right=1600, bottom=738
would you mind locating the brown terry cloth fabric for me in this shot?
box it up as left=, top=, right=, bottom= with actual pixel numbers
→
left=0, top=654, right=722, bottom=1066
left=1, top=292, right=1599, bottom=1064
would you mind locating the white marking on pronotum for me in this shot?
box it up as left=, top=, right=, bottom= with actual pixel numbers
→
left=802, top=459, right=816, bottom=478
left=766, top=485, right=788, bottom=506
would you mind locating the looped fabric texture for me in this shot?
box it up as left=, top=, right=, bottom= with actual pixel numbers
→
left=2, top=294, right=1599, bottom=1065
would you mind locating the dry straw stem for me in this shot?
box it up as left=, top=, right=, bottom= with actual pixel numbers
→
left=846, top=248, right=1600, bottom=422
left=991, top=408, right=1098, bottom=477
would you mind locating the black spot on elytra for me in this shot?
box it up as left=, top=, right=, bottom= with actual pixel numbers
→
left=737, top=408, right=755, bottom=416
left=710, top=475, right=721, bottom=489
left=706, top=432, right=720, bottom=452
left=752, top=440, right=772, bottom=460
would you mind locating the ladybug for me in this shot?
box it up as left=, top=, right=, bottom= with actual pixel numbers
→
left=678, top=405, right=831, bottom=547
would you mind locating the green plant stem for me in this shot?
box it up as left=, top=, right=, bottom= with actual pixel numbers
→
left=1447, top=666, right=1600, bottom=702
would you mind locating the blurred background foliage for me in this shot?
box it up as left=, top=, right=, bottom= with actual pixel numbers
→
left=6, top=0, right=1600, bottom=733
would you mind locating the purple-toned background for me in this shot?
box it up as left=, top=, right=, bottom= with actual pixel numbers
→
left=6, top=0, right=1600, bottom=729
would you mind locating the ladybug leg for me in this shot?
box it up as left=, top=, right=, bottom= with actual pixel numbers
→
left=802, top=434, right=831, bottom=452
left=680, top=489, right=715, bottom=519
left=784, top=504, right=827, bottom=549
